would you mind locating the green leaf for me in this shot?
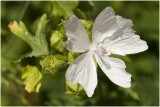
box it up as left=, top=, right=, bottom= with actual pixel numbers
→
left=125, top=88, right=140, bottom=100
left=1, top=55, right=17, bottom=72
left=21, top=65, right=43, bottom=93
left=80, top=19, right=93, bottom=43
left=40, top=54, right=67, bottom=73
left=8, top=14, right=49, bottom=62
left=36, top=82, right=41, bottom=93
left=75, top=9, right=87, bottom=19
left=1, top=74, right=9, bottom=87
left=56, top=20, right=67, bottom=35
left=66, top=81, right=85, bottom=97
left=67, top=51, right=81, bottom=65
left=50, top=31, right=65, bottom=52
left=51, top=1, right=78, bottom=19
left=50, top=20, right=67, bottom=52
left=118, top=84, right=140, bottom=101
left=136, top=76, right=159, bottom=105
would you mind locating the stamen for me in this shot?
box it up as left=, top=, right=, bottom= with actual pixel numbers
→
left=98, top=46, right=106, bottom=56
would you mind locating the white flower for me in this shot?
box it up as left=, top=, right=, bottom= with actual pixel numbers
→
left=65, top=7, right=148, bottom=97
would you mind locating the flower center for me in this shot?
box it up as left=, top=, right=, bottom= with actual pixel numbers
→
left=89, top=43, right=98, bottom=53
left=98, top=46, right=106, bottom=56
left=89, top=43, right=106, bottom=56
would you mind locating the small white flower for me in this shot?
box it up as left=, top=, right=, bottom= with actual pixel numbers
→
left=65, top=7, right=148, bottom=97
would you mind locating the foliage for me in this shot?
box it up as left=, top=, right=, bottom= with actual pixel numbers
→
left=50, top=31, right=66, bottom=52
left=21, top=65, right=43, bottom=93
left=40, top=54, right=67, bottom=73
left=67, top=51, right=81, bottom=65
left=66, top=81, right=85, bottom=97
left=8, top=14, right=49, bottom=62
left=51, top=1, right=78, bottom=20
left=1, top=1, right=159, bottom=106
left=50, top=20, right=67, bottom=52
left=80, top=19, right=93, bottom=42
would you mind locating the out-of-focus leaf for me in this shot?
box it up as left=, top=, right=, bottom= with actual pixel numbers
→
left=124, top=89, right=139, bottom=100
left=1, top=55, right=17, bottom=72
left=8, top=14, right=49, bottom=62
left=77, top=1, right=94, bottom=13
left=40, top=55, right=67, bottom=73
left=136, top=76, right=159, bottom=106
left=51, top=1, right=78, bottom=20
left=21, top=65, right=43, bottom=93
left=75, top=9, right=87, bottom=19
left=1, top=55, right=23, bottom=89
left=46, top=94, right=85, bottom=106
left=66, top=81, right=85, bottom=97
left=1, top=74, right=9, bottom=87
left=127, top=56, right=158, bottom=74
left=118, top=84, right=140, bottom=101
left=36, top=82, right=41, bottom=93
left=43, top=73, right=86, bottom=106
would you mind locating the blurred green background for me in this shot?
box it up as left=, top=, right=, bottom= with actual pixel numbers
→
left=1, top=1, right=159, bottom=106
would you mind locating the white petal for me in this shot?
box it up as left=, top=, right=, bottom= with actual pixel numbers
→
left=92, top=7, right=118, bottom=43
left=95, top=53, right=131, bottom=88
left=116, top=16, right=133, bottom=30
left=65, top=14, right=90, bottom=52
left=102, top=28, right=148, bottom=55
left=92, top=7, right=133, bottom=44
left=66, top=52, right=97, bottom=97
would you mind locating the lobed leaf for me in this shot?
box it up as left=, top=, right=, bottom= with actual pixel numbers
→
left=21, top=65, right=43, bottom=93
left=8, top=14, right=49, bottom=62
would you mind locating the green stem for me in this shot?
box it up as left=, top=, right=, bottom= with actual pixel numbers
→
left=18, top=1, right=30, bottom=21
